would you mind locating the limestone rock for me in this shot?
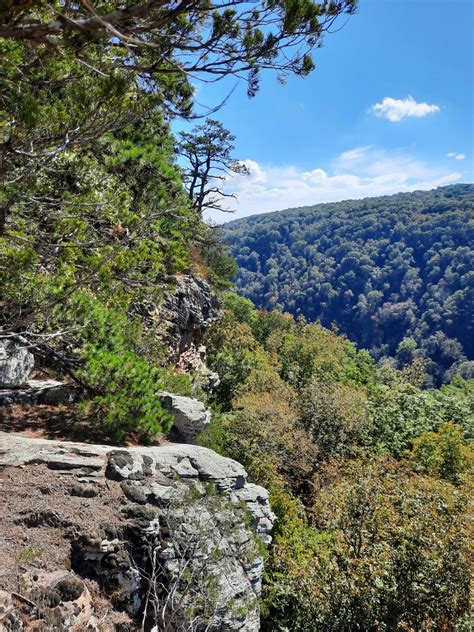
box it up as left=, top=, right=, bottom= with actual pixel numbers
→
left=0, top=432, right=275, bottom=631
left=0, top=339, right=34, bottom=388
left=159, top=391, right=211, bottom=442
left=0, top=571, right=106, bottom=631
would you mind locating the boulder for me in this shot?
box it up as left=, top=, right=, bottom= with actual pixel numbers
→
left=159, top=390, right=211, bottom=442
left=0, top=339, right=34, bottom=388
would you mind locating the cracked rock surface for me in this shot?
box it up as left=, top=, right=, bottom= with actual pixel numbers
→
left=0, top=432, right=274, bottom=631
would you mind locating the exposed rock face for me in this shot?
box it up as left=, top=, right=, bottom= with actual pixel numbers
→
left=159, top=391, right=211, bottom=443
left=159, top=275, right=222, bottom=356
left=154, top=275, right=222, bottom=388
left=0, top=432, right=274, bottom=631
left=0, top=339, right=34, bottom=388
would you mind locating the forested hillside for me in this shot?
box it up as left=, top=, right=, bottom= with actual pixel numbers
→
left=201, top=292, right=473, bottom=631
left=1, top=2, right=473, bottom=630
left=225, top=185, right=474, bottom=385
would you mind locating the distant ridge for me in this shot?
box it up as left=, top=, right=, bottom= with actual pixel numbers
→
left=225, top=184, right=474, bottom=386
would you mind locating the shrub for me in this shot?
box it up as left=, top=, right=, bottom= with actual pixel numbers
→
left=79, top=347, right=172, bottom=441
left=267, top=320, right=375, bottom=391
left=367, top=378, right=473, bottom=457
left=300, top=378, right=369, bottom=458
left=70, top=295, right=172, bottom=441
left=221, top=291, right=259, bottom=330
left=205, top=312, right=268, bottom=409
left=263, top=457, right=472, bottom=631
left=409, top=421, right=473, bottom=483
left=201, top=361, right=318, bottom=495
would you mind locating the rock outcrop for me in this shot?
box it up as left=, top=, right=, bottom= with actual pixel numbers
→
left=0, top=379, right=81, bottom=407
left=0, top=340, right=34, bottom=388
left=153, top=276, right=222, bottom=388
left=159, top=391, right=211, bottom=443
left=0, top=432, right=274, bottom=631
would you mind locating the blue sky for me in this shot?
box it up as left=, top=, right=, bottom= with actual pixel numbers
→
left=177, top=0, right=473, bottom=221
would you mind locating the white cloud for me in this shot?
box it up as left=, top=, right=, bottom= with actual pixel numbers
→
left=338, top=146, right=372, bottom=166
left=302, top=168, right=328, bottom=184
left=371, top=96, right=440, bottom=122
left=447, top=152, right=466, bottom=160
left=206, top=146, right=462, bottom=222
left=240, top=159, right=267, bottom=183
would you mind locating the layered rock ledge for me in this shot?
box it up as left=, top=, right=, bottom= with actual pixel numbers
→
left=0, top=432, right=274, bottom=631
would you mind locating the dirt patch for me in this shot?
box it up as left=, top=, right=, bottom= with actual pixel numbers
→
left=0, top=463, right=123, bottom=588
left=0, top=404, right=175, bottom=446
left=0, top=463, right=137, bottom=629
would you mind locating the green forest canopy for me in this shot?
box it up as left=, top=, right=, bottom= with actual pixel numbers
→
left=225, top=184, right=474, bottom=386
left=201, top=292, right=473, bottom=631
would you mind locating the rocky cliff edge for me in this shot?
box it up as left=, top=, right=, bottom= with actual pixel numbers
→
left=0, top=432, right=274, bottom=631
